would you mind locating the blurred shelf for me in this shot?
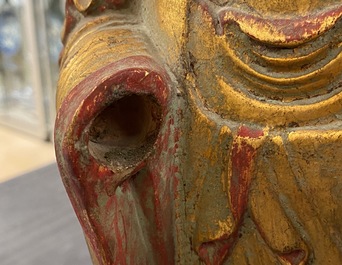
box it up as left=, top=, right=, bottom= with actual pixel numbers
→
left=0, top=126, right=56, bottom=183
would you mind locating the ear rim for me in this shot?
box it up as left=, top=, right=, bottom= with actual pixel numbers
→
left=54, top=55, right=171, bottom=263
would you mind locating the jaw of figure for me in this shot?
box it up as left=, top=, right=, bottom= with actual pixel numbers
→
left=55, top=1, right=342, bottom=264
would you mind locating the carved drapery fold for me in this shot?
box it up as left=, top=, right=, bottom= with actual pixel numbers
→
left=55, top=1, right=342, bottom=264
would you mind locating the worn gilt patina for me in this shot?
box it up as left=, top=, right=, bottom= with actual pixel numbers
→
left=55, top=0, right=342, bottom=264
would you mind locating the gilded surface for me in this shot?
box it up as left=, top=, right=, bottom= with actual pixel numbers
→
left=55, top=0, right=342, bottom=264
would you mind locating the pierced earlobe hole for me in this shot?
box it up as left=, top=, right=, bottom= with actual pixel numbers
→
left=88, top=94, right=162, bottom=172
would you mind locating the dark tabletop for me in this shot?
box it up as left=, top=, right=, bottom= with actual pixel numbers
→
left=0, top=163, right=92, bottom=265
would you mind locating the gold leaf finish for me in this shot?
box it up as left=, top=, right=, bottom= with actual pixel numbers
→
left=56, top=0, right=342, bottom=264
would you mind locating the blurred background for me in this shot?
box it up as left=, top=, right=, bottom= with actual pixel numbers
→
left=0, top=0, right=63, bottom=181
left=0, top=0, right=92, bottom=264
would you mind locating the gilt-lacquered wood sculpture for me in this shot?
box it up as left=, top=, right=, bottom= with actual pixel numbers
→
left=55, top=0, right=342, bottom=264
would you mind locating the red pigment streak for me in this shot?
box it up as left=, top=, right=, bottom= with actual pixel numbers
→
left=105, top=0, right=126, bottom=7
left=146, top=136, right=178, bottom=264
left=237, top=125, right=264, bottom=138
left=230, top=126, right=263, bottom=220
left=150, top=171, right=171, bottom=263
left=55, top=56, right=171, bottom=265
left=280, top=249, right=306, bottom=265
left=134, top=169, right=173, bottom=264
left=174, top=127, right=181, bottom=142
left=61, top=0, right=80, bottom=44
left=98, top=6, right=107, bottom=12
left=198, top=238, right=235, bottom=265
left=143, top=115, right=178, bottom=264
left=112, top=203, right=128, bottom=265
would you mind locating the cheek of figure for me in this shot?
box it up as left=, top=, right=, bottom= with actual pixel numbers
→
left=184, top=1, right=342, bottom=264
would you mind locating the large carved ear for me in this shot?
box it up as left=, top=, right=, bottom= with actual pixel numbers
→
left=55, top=56, right=170, bottom=194
left=54, top=59, right=170, bottom=263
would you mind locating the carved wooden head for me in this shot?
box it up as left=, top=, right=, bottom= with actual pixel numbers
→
left=55, top=1, right=342, bottom=264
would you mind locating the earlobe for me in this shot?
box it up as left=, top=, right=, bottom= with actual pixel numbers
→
left=56, top=55, right=170, bottom=192
left=54, top=56, right=172, bottom=264
left=88, top=93, right=163, bottom=194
